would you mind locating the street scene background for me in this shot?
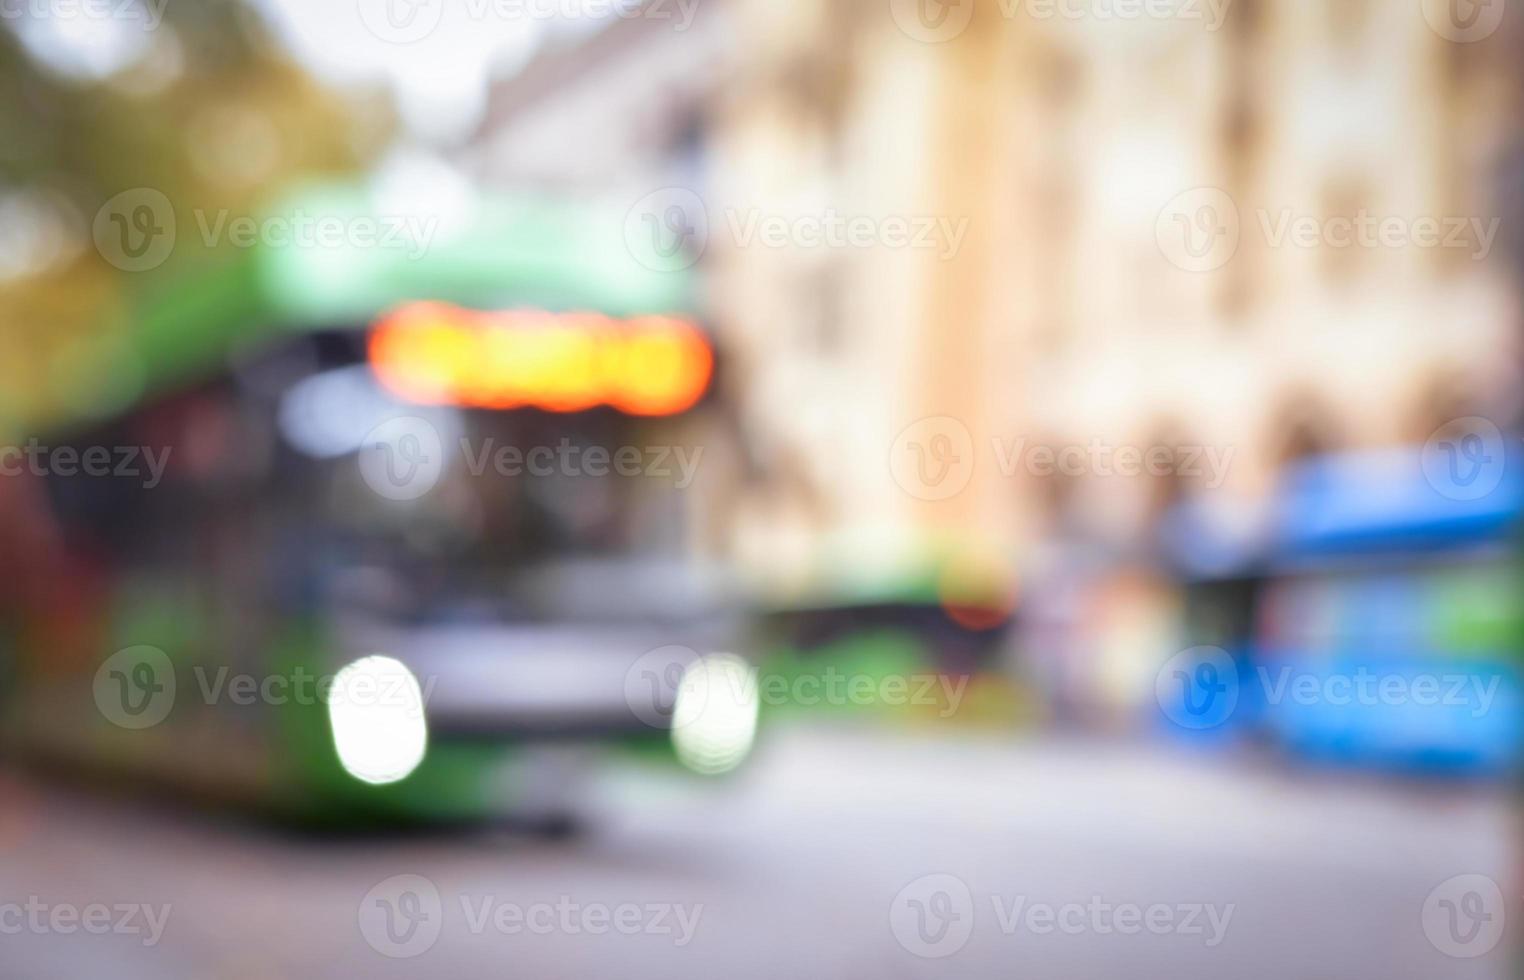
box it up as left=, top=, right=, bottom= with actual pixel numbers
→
left=0, top=0, right=1520, bottom=976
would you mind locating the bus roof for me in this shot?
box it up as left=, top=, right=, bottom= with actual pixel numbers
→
left=123, top=182, right=695, bottom=406
left=1162, top=446, right=1524, bottom=580
left=1272, top=447, right=1523, bottom=558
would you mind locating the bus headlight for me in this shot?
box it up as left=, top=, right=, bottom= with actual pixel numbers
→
left=670, top=654, right=758, bottom=775
left=327, top=655, right=429, bottom=786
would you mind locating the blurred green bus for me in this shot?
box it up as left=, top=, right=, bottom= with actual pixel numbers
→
left=0, top=185, right=759, bottom=828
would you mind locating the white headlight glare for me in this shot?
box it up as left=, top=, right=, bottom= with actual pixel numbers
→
left=670, top=654, right=759, bottom=775
left=327, top=655, right=429, bottom=785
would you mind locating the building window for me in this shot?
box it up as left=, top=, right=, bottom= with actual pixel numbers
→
left=1318, top=177, right=1373, bottom=287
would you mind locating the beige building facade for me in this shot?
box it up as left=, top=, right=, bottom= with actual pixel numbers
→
left=708, top=0, right=1521, bottom=599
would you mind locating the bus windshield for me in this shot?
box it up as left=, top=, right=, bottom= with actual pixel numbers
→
left=39, top=331, right=719, bottom=627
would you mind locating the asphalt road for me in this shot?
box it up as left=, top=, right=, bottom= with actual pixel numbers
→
left=0, top=725, right=1513, bottom=979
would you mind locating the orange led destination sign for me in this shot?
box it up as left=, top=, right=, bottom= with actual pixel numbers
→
left=369, top=302, right=713, bottom=417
